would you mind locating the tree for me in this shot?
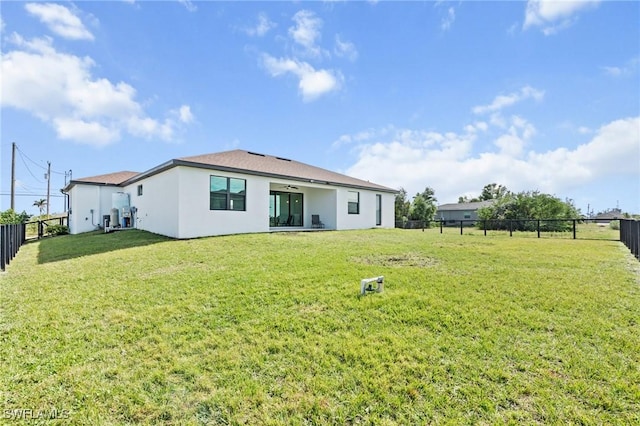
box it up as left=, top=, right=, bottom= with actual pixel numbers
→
left=33, top=199, right=47, bottom=217
left=395, top=188, right=411, bottom=221
left=477, top=190, right=580, bottom=231
left=418, top=186, right=437, bottom=205
left=458, top=183, right=507, bottom=203
left=0, top=209, right=31, bottom=225
left=480, top=183, right=509, bottom=201
left=409, top=187, right=437, bottom=222
left=458, top=195, right=480, bottom=203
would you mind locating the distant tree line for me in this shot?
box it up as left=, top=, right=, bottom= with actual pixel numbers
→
left=477, top=191, right=580, bottom=231
left=460, top=183, right=580, bottom=231
left=395, top=182, right=583, bottom=232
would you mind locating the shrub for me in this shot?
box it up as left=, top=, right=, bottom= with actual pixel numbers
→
left=46, top=224, right=69, bottom=236
left=609, top=220, right=620, bottom=230
left=0, top=209, right=30, bottom=224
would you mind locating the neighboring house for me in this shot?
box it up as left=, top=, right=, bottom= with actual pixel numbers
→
left=436, top=200, right=495, bottom=224
left=594, top=208, right=622, bottom=223
left=63, top=150, right=397, bottom=239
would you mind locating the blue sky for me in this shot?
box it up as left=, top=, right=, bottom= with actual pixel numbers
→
left=2, top=0, right=639, bottom=217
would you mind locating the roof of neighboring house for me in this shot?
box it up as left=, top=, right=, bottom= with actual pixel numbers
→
left=66, top=150, right=396, bottom=193
left=594, top=209, right=622, bottom=220
left=436, top=200, right=495, bottom=211
left=68, top=171, right=139, bottom=187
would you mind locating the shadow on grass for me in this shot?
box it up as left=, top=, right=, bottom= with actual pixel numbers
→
left=36, top=229, right=171, bottom=264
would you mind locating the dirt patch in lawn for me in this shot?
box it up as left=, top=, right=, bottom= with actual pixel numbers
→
left=352, top=253, right=439, bottom=268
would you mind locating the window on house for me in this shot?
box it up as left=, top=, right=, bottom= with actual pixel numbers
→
left=210, top=176, right=246, bottom=211
left=137, top=185, right=143, bottom=196
left=376, top=194, right=382, bottom=225
left=348, top=191, right=360, bottom=214
left=464, top=212, right=471, bottom=219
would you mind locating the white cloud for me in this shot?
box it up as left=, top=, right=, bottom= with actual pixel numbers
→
left=258, top=10, right=348, bottom=100
left=602, top=57, right=639, bottom=77
left=343, top=116, right=639, bottom=205
left=261, top=54, right=342, bottom=102
left=178, top=0, right=197, bottom=13
left=473, top=86, right=545, bottom=115
left=176, top=105, right=194, bottom=124
left=334, top=35, right=358, bottom=62
left=441, top=7, right=456, bottom=31
left=464, top=121, right=489, bottom=134
left=25, top=2, right=94, bottom=41
left=1, top=34, right=193, bottom=146
left=53, top=118, right=120, bottom=147
left=523, top=0, right=599, bottom=34
left=244, top=13, right=276, bottom=37
left=289, top=10, right=325, bottom=58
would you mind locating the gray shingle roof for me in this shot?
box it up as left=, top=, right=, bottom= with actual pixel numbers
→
left=70, top=171, right=139, bottom=186
left=176, top=150, right=395, bottom=192
left=69, top=150, right=396, bottom=193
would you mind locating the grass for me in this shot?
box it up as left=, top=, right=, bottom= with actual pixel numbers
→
left=1, top=228, right=638, bottom=425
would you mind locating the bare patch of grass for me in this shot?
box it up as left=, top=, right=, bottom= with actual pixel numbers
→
left=352, top=252, right=439, bottom=268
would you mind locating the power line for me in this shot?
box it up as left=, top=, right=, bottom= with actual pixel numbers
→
left=0, top=193, right=64, bottom=198
left=16, top=149, right=45, bottom=183
left=14, top=144, right=67, bottom=175
left=15, top=145, right=47, bottom=171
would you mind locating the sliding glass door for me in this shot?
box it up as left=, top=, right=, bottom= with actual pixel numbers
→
left=269, top=191, right=303, bottom=227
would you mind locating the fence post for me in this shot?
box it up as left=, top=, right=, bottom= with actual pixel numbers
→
left=460, top=221, right=463, bottom=235
left=509, top=220, right=513, bottom=237
left=483, top=220, right=487, bottom=236
left=573, top=220, right=576, bottom=240
left=1, top=226, right=6, bottom=271
left=440, top=220, right=443, bottom=234
left=537, top=220, right=540, bottom=238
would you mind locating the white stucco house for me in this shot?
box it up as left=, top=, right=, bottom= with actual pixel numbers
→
left=63, top=149, right=397, bottom=239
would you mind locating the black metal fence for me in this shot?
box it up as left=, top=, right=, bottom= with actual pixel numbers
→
left=1, top=223, right=26, bottom=271
left=25, top=216, right=69, bottom=240
left=620, top=219, right=639, bottom=260
left=396, top=219, right=601, bottom=239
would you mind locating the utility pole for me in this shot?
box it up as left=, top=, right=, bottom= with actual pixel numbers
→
left=11, top=142, right=16, bottom=211
left=46, top=161, right=51, bottom=218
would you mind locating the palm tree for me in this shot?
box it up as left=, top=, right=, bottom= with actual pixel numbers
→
left=33, top=199, right=47, bottom=217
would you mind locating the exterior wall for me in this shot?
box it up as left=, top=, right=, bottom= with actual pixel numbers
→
left=68, top=184, right=121, bottom=234
left=438, top=209, right=479, bottom=223
left=72, top=165, right=397, bottom=238
left=380, top=192, right=395, bottom=228
left=174, top=167, right=269, bottom=239
left=124, top=168, right=179, bottom=238
left=336, top=188, right=394, bottom=230
left=305, top=187, right=337, bottom=229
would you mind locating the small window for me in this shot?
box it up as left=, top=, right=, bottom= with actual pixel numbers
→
left=376, top=194, right=382, bottom=225
left=210, top=175, right=246, bottom=211
left=348, top=191, right=359, bottom=214
left=463, top=212, right=471, bottom=219
left=137, top=185, right=143, bottom=196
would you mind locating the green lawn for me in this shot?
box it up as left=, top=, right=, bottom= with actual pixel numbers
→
left=1, top=228, right=638, bottom=425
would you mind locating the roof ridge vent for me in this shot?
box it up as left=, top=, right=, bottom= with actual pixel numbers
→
left=276, top=156, right=291, bottom=162
left=247, top=151, right=265, bottom=157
